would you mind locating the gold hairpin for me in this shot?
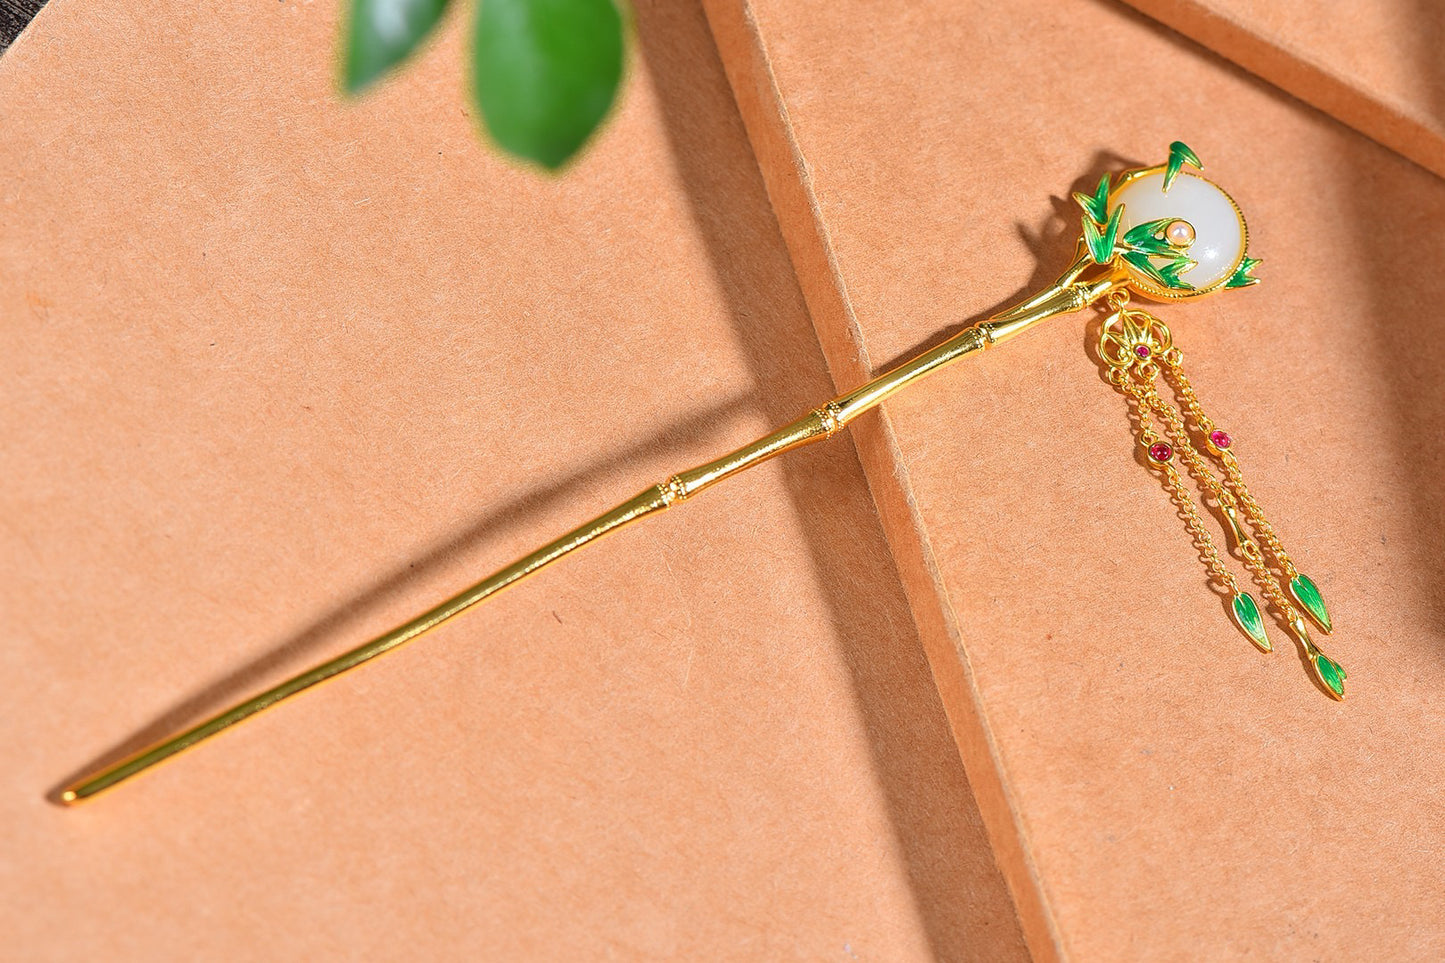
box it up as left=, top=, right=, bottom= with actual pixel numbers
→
left=60, top=141, right=1341, bottom=805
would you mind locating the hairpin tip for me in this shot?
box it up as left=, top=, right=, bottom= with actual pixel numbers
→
left=58, top=788, right=80, bottom=806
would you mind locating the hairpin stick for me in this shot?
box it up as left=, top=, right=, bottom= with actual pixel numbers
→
left=60, top=141, right=1333, bottom=804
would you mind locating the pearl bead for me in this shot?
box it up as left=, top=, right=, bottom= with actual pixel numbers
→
left=1165, top=219, right=1195, bottom=247
left=1113, top=171, right=1245, bottom=292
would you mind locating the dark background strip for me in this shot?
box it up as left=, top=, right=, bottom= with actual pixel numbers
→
left=1, top=0, right=46, bottom=52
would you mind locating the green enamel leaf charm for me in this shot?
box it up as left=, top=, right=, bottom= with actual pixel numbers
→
left=1225, top=256, right=1262, bottom=289
left=1163, top=140, right=1203, bottom=192
left=1311, top=651, right=1347, bottom=699
left=1289, top=573, right=1332, bottom=633
left=1229, top=592, right=1271, bottom=652
left=1083, top=205, right=1122, bottom=264
left=1072, top=173, right=1111, bottom=224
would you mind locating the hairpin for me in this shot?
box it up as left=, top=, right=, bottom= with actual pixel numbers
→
left=59, top=141, right=1341, bottom=805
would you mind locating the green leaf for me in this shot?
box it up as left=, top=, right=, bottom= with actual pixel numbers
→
left=1072, top=173, right=1111, bottom=224
left=1289, top=573, right=1332, bottom=633
left=1119, top=218, right=1195, bottom=291
left=1123, top=217, right=1176, bottom=251
left=1225, top=256, right=1262, bottom=289
left=473, top=0, right=626, bottom=171
left=1123, top=233, right=1177, bottom=258
left=1163, top=140, right=1203, bottom=192
left=1157, top=258, right=1196, bottom=290
left=1311, top=651, right=1347, bottom=699
left=344, top=0, right=451, bottom=94
left=1230, top=592, right=1271, bottom=652
left=1083, top=205, right=1122, bottom=264
left=1122, top=250, right=1170, bottom=288
left=1082, top=216, right=1104, bottom=263
left=1121, top=250, right=1193, bottom=291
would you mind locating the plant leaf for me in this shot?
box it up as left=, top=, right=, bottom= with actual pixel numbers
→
left=344, top=0, right=451, bottom=94
left=1230, top=592, right=1271, bottom=652
left=1163, top=140, right=1203, bottom=192
left=1311, top=651, right=1347, bottom=699
left=1072, top=173, right=1111, bottom=224
left=473, top=0, right=626, bottom=171
left=1289, top=573, right=1332, bottom=633
left=1225, top=255, right=1262, bottom=289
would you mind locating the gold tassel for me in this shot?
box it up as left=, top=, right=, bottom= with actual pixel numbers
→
left=1099, top=293, right=1345, bottom=698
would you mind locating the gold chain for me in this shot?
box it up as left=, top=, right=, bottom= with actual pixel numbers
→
left=1161, top=358, right=1299, bottom=581
left=1115, top=373, right=1239, bottom=595
left=1133, top=377, right=1299, bottom=618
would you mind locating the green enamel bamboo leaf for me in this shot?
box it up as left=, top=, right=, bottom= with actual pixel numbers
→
left=1119, top=218, right=1196, bottom=290
left=1157, top=258, right=1196, bottom=290
left=1072, top=173, right=1111, bottom=224
left=1082, top=216, right=1105, bottom=263
left=344, top=0, right=451, bottom=93
left=1123, top=217, right=1176, bottom=250
left=1122, top=218, right=1177, bottom=258
left=1123, top=235, right=1176, bottom=257
left=1225, top=256, right=1263, bottom=289
left=1122, top=250, right=1194, bottom=291
left=1101, top=205, right=1123, bottom=259
left=1122, top=251, right=1170, bottom=288
left=1163, top=140, right=1203, bottom=192
left=1083, top=206, right=1122, bottom=264
left=1230, top=592, right=1271, bottom=652
left=473, top=0, right=626, bottom=171
left=1289, top=573, right=1332, bottom=633
left=1312, top=651, right=1347, bottom=699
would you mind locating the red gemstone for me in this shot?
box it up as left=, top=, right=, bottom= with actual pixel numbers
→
left=1135, top=344, right=1151, bottom=359
left=1209, top=429, right=1233, bottom=450
left=1148, top=442, right=1173, bottom=463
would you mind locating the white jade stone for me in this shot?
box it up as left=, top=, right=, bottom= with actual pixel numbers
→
left=1113, top=171, right=1245, bottom=292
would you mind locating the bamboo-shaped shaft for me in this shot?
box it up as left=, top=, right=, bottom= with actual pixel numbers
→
left=60, top=255, right=1124, bottom=804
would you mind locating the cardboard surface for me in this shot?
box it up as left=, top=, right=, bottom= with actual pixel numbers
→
left=705, top=0, right=1445, bottom=959
left=0, top=1, right=1027, bottom=959
left=1121, top=0, right=1445, bottom=180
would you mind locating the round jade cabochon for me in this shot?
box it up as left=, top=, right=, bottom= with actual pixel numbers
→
left=1114, top=171, right=1246, bottom=293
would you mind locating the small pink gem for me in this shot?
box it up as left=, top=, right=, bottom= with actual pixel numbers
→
left=1209, top=429, right=1232, bottom=450
left=1135, top=344, right=1151, bottom=359
left=1148, top=442, right=1173, bottom=463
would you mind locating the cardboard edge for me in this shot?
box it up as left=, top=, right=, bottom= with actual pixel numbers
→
left=1117, top=0, right=1445, bottom=181
left=698, top=1, right=1060, bottom=959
